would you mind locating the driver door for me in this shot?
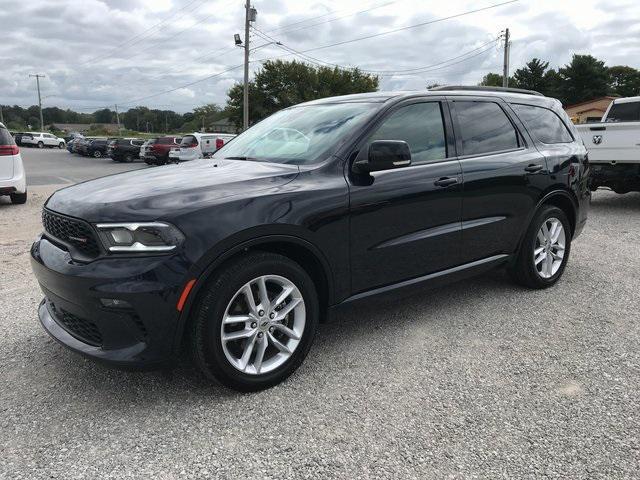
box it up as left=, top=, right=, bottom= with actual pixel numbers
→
left=348, top=99, right=464, bottom=294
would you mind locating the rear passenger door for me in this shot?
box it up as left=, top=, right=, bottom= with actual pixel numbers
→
left=449, top=97, right=548, bottom=263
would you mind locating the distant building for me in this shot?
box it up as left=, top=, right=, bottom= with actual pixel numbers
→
left=49, top=123, right=120, bottom=134
left=207, top=117, right=238, bottom=134
left=564, top=97, right=618, bottom=124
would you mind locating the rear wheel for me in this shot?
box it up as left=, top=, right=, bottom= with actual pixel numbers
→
left=124, top=153, right=134, bottom=163
left=510, top=205, right=571, bottom=289
left=93, top=150, right=102, bottom=158
left=190, top=252, right=319, bottom=391
left=37, top=142, right=44, bottom=149
left=58, top=142, right=65, bottom=149
left=10, top=191, right=27, bottom=204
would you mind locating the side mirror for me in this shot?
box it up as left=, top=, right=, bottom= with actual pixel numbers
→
left=353, top=140, right=411, bottom=174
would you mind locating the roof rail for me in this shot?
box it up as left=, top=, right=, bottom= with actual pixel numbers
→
left=430, top=85, right=544, bottom=97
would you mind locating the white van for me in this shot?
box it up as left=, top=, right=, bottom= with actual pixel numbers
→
left=168, top=132, right=236, bottom=162
left=0, top=123, right=27, bottom=204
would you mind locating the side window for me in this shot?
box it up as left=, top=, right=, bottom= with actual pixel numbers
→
left=606, top=102, right=640, bottom=123
left=454, top=101, right=520, bottom=156
left=367, top=102, right=447, bottom=165
left=512, top=104, right=573, bottom=144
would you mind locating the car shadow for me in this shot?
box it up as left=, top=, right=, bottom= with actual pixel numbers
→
left=590, top=190, right=640, bottom=212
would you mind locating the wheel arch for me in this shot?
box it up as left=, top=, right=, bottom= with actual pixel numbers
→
left=175, top=233, right=335, bottom=354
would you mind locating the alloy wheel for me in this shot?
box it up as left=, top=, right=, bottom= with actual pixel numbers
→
left=220, top=275, right=305, bottom=375
left=534, top=217, right=566, bottom=279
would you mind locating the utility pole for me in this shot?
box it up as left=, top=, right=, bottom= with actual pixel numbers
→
left=243, top=0, right=254, bottom=131
left=114, top=104, right=121, bottom=133
left=502, top=28, right=510, bottom=88
left=29, top=74, right=45, bottom=130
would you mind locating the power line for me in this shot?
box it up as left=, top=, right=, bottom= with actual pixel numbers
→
left=252, top=26, right=501, bottom=77
left=77, top=0, right=206, bottom=67
left=265, top=1, right=398, bottom=36
left=269, top=0, right=518, bottom=56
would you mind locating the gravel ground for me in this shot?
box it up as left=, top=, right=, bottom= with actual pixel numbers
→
left=1, top=152, right=639, bottom=478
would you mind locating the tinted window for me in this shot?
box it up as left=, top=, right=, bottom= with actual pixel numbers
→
left=368, top=102, right=446, bottom=165
left=606, top=102, right=640, bottom=122
left=512, top=104, right=574, bottom=144
left=0, top=127, right=15, bottom=146
left=454, top=101, right=519, bottom=156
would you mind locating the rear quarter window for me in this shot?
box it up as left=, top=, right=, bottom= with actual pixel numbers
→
left=512, top=104, right=574, bottom=144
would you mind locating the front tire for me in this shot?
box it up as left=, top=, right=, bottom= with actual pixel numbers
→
left=93, top=150, right=102, bottom=158
left=59, top=142, right=65, bottom=149
left=124, top=153, right=134, bottom=163
left=10, top=191, right=27, bottom=204
left=510, top=205, right=571, bottom=289
left=190, top=252, right=319, bottom=391
left=37, top=142, right=44, bottom=149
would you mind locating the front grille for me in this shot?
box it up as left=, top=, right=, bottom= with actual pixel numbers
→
left=42, top=209, right=101, bottom=259
left=49, top=302, right=103, bottom=346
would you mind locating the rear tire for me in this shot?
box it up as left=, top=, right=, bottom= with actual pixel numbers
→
left=93, top=150, right=102, bottom=158
left=509, top=205, right=571, bottom=289
left=59, top=142, right=65, bottom=149
left=124, top=153, right=134, bottom=163
left=10, top=191, right=27, bottom=204
left=37, top=142, right=44, bottom=149
left=190, top=252, right=319, bottom=392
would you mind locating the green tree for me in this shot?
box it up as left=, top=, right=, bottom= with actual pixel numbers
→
left=512, top=58, right=553, bottom=93
left=608, top=65, right=640, bottom=97
left=557, top=54, right=610, bottom=105
left=479, top=73, right=504, bottom=87
left=226, top=60, right=379, bottom=129
left=93, top=108, right=114, bottom=124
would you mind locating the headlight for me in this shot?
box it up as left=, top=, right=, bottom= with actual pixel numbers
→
left=95, top=222, right=184, bottom=253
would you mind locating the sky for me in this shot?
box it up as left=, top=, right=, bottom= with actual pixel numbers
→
left=1, top=0, right=639, bottom=113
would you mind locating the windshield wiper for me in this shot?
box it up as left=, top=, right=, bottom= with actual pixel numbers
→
left=224, top=156, right=258, bottom=161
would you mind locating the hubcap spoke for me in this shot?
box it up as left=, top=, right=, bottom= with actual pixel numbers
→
left=241, top=284, right=258, bottom=316
left=272, top=323, right=301, bottom=340
left=271, top=286, right=294, bottom=309
left=256, top=277, right=270, bottom=310
left=275, top=297, right=302, bottom=320
left=238, top=334, right=257, bottom=371
left=253, top=335, right=268, bottom=374
left=222, top=328, right=254, bottom=342
left=268, top=332, right=292, bottom=355
left=223, top=314, right=253, bottom=325
left=535, top=251, right=547, bottom=265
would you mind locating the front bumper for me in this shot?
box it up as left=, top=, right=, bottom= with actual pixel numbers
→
left=31, top=235, right=191, bottom=367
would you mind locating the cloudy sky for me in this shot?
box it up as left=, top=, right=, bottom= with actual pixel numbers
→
left=1, top=0, right=639, bottom=112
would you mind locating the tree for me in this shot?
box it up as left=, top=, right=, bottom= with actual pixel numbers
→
left=608, top=65, right=640, bottom=97
left=93, top=108, right=114, bottom=124
left=512, top=58, right=552, bottom=93
left=226, top=60, right=379, bottom=129
left=557, top=54, right=610, bottom=105
left=479, top=73, right=504, bottom=87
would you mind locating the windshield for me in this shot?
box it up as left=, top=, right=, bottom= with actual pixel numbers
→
left=213, top=102, right=378, bottom=164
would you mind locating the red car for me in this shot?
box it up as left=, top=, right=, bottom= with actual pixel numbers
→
left=142, top=136, right=182, bottom=165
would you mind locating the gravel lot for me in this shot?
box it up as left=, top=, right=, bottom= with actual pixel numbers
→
left=1, top=148, right=639, bottom=479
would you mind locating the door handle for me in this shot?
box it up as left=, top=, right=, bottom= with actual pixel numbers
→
left=524, top=164, right=544, bottom=173
left=434, top=177, right=459, bottom=187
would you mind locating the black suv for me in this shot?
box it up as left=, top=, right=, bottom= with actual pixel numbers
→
left=107, top=138, right=144, bottom=162
left=86, top=138, right=111, bottom=158
left=31, top=87, right=590, bottom=391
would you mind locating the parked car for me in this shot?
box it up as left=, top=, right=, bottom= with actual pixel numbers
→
left=21, top=132, right=65, bottom=149
left=139, top=138, right=157, bottom=164
left=575, top=95, right=640, bottom=193
left=86, top=138, right=111, bottom=158
left=14, top=132, right=34, bottom=146
left=168, top=132, right=235, bottom=163
left=66, top=138, right=79, bottom=153
left=144, top=135, right=182, bottom=165
left=0, top=122, right=27, bottom=204
left=64, top=132, right=84, bottom=143
left=73, top=137, right=92, bottom=155
left=30, top=87, right=590, bottom=391
left=107, top=138, right=144, bottom=162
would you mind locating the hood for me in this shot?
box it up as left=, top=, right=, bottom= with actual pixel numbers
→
left=46, top=159, right=299, bottom=222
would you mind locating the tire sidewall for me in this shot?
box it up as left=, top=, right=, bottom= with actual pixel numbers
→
left=193, top=254, right=319, bottom=391
left=523, top=206, right=572, bottom=287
